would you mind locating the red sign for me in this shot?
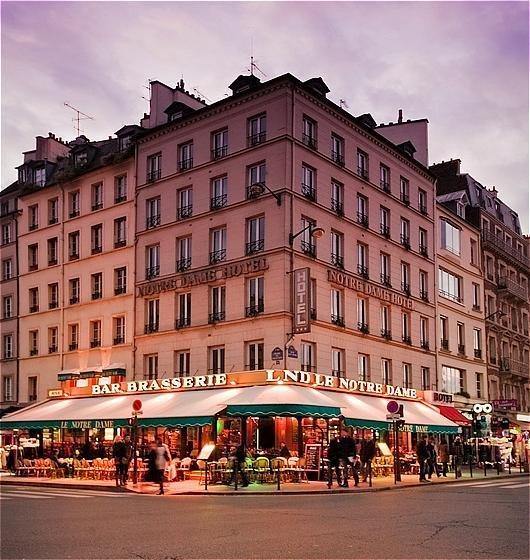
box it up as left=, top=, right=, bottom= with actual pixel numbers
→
left=293, top=268, right=311, bottom=334
left=492, top=399, right=518, bottom=411
left=387, top=400, right=400, bottom=414
left=132, top=399, right=142, bottom=412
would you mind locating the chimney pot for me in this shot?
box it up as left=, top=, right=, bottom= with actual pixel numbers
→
left=398, top=109, right=403, bottom=123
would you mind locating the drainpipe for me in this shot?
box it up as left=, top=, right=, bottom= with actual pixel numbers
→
left=14, top=207, right=21, bottom=404
left=132, top=144, right=139, bottom=381
left=433, top=180, right=439, bottom=392
left=60, top=183, right=65, bottom=375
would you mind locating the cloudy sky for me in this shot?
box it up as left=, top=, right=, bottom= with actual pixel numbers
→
left=2, top=1, right=528, bottom=230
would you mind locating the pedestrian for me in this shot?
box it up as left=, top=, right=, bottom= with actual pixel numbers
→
left=416, top=434, right=430, bottom=482
left=121, top=435, right=132, bottom=485
left=278, top=442, right=291, bottom=459
left=453, top=436, right=464, bottom=477
left=360, top=435, right=377, bottom=482
left=152, top=438, right=171, bottom=495
left=327, top=435, right=343, bottom=488
left=426, top=436, right=440, bottom=479
left=438, top=438, right=449, bottom=477
left=227, top=444, right=249, bottom=487
left=339, top=428, right=359, bottom=487
left=112, top=435, right=127, bottom=487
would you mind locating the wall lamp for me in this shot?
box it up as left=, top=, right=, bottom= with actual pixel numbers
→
left=289, top=224, right=325, bottom=246
left=485, top=310, right=507, bottom=321
left=247, top=182, right=282, bottom=206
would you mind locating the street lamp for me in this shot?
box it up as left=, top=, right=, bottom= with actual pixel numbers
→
left=485, top=310, right=507, bottom=321
left=289, top=224, right=325, bottom=245
left=247, top=182, right=282, bottom=206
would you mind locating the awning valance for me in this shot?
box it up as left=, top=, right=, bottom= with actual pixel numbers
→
left=437, top=405, right=471, bottom=427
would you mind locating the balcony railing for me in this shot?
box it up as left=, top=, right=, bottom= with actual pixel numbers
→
left=358, top=322, right=369, bottom=334
left=29, top=263, right=38, bottom=271
left=114, top=286, right=126, bottom=296
left=440, top=339, right=449, bottom=351
left=357, top=212, right=369, bottom=228
left=331, top=370, right=345, bottom=378
left=69, top=296, right=79, bottom=305
left=49, top=346, right=58, bottom=354
left=176, top=257, right=191, bottom=272
left=69, top=252, right=79, bottom=261
left=147, top=169, right=161, bottom=182
left=402, top=335, right=412, bottom=345
left=301, top=241, right=316, bottom=258
left=91, top=202, right=103, bottom=211
left=115, top=194, right=127, bottom=204
left=245, top=302, right=264, bottom=317
left=91, top=245, right=102, bottom=255
left=439, top=289, right=462, bottom=303
left=69, top=209, right=80, bottom=219
left=248, top=132, right=266, bottom=146
left=400, top=235, right=410, bottom=250
left=380, top=181, right=391, bottom=193
left=144, top=322, right=159, bottom=334
left=474, top=349, right=482, bottom=359
left=331, top=198, right=343, bottom=216
left=113, top=336, right=125, bottom=345
left=177, top=205, right=193, bottom=220
left=208, top=311, right=225, bottom=324
left=331, top=254, right=344, bottom=269
left=178, top=158, right=193, bottom=172
left=421, top=340, right=430, bottom=350
left=211, top=146, right=228, bottom=160
left=499, top=357, right=529, bottom=377
left=331, top=314, right=345, bottom=327
left=146, top=214, right=161, bottom=229
left=175, top=317, right=191, bottom=329
left=302, top=134, right=317, bottom=150
left=380, top=273, right=392, bottom=287
left=419, top=204, right=428, bottom=215
left=145, top=266, right=160, bottom=280
left=420, top=290, right=429, bottom=302
left=29, top=305, right=39, bottom=313
left=90, top=339, right=101, bottom=348
left=301, top=364, right=317, bottom=373
left=381, top=329, right=392, bottom=340
left=91, top=291, right=102, bottom=300
left=29, top=223, right=38, bottom=231
left=400, top=193, right=410, bottom=206
left=497, top=276, right=528, bottom=301
left=48, top=216, right=59, bottom=225
left=301, top=183, right=316, bottom=201
left=29, top=348, right=38, bottom=356
left=380, top=224, right=390, bottom=238
left=209, top=249, right=226, bottom=265
left=482, top=229, right=529, bottom=269
left=48, top=258, right=58, bottom=266
left=69, top=342, right=78, bottom=351
left=401, top=282, right=411, bottom=296
left=458, top=344, right=466, bottom=355
left=114, top=239, right=126, bottom=249
left=49, top=300, right=58, bottom=310
left=331, top=151, right=344, bottom=166
left=210, top=194, right=228, bottom=210
left=246, top=239, right=264, bottom=255
left=357, top=167, right=369, bottom=180
left=419, top=244, right=429, bottom=258
left=357, top=265, right=369, bottom=279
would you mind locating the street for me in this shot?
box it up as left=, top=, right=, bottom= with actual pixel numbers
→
left=1, top=477, right=529, bottom=559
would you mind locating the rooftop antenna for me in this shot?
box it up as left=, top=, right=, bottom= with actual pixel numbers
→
left=246, top=37, right=267, bottom=77
left=141, top=79, right=154, bottom=112
left=63, top=102, right=94, bottom=136
left=192, top=87, right=211, bottom=103
left=339, top=99, right=349, bottom=110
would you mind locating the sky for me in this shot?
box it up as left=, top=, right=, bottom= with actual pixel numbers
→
left=1, top=1, right=529, bottom=231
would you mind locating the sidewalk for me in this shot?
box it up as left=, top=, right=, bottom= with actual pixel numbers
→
left=1, top=469, right=528, bottom=495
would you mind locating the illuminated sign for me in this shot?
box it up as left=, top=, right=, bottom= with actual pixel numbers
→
left=293, top=267, right=311, bottom=333
left=60, top=420, right=114, bottom=429
left=48, top=389, right=64, bottom=398
left=92, top=374, right=227, bottom=395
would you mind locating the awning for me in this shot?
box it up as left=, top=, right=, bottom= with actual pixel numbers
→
left=437, top=405, right=471, bottom=426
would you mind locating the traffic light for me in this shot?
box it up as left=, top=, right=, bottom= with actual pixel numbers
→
left=398, top=404, right=404, bottom=417
left=127, top=417, right=134, bottom=426
left=396, top=419, right=406, bottom=429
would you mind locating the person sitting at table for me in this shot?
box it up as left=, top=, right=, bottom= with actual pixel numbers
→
left=279, top=442, right=291, bottom=459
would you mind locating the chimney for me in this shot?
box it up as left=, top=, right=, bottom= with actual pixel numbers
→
left=398, top=109, right=403, bottom=123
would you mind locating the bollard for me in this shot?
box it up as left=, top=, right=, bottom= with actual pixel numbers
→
left=204, top=460, right=208, bottom=491
left=277, top=462, right=281, bottom=491
left=496, top=461, right=500, bottom=476
left=452, top=456, right=457, bottom=479
left=469, top=457, right=473, bottom=478
left=483, top=460, right=487, bottom=477
left=520, top=459, right=523, bottom=474
left=234, top=460, right=238, bottom=491
left=368, top=460, right=372, bottom=488
left=508, top=460, right=511, bottom=475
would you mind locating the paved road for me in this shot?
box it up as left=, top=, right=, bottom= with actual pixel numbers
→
left=2, top=478, right=528, bottom=559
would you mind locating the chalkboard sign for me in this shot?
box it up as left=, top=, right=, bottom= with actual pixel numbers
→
left=304, top=443, right=322, bottom=479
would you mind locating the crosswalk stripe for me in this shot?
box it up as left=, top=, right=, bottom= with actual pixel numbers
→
left=6, top=490, right=92, bottom=499
left=1, top=488, right=131, bottom=498
left=496, top=482, right=530, bottom=489
left=0, top=496, right=12, bottom=500
left=449, top=479, right=526, bottom=488
left=1, top=491, right=55, bottom=499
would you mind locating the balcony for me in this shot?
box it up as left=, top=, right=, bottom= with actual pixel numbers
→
left=49, top=345, right=58, bottom=354
left=146, top=214, right=161, bottom=229
left=357, top=167, right=369, bottom=180
left=248, top=132, right=266, bottom=147
left=147, top=169, right=161, bottom=182
left=114, top=195, right=127, bottom=204
left=472, top=304, right=481, bottom=312
left=440, top=339, right=449, bottom=351
left=69, top=343, right=78, bottom=351
left=421, top=340, right=430, bottom=350
left=246, top=239, right=264, bottom=255
left=331, top=370, right=345, bottom=378
left=69, top=209, right=80, bottom=219
left=499, top=357, right=529, bottom=377
left=402, top=335, right=412, bottom=345
left=176, top=257, right=191, bottom=272
left=401, top=282, right=411, bottom=296
left=178, top=158, right=193, bottom=172
left=380, top=181, right=391, bottom=193
left=91, top=291, right=102, bottom=300
left=49, top=301, right=58, bottom=310
left=69, top=252, right=79, bottom=261
left=301, top=183, right=316, bottom=201
left=302, top=134, right=317, bottom=150
left=211, top=146, right=228, bottom=160
left=420, top=290, right=429, bottom=302
left=29, top=223, right=38, bottom=231
left=380, top=224, right=390, bottom=238
left=331, top=198, right=343, bottom=216
left=113, top=336, right=125, bottom=345
left=458, top=344, right=466, bottom=355
left=474, top=349, right=482, bottom=359
left=246, top=302, right=264, bottom=317
left=114, top=239, right=126, bottom=249
left=177, top=205, right=193, bottom=220
left=301, top=364, right=317, bottom=373
left=175, top=317, right=191, bottom=329
left=439, top=289, right=463, bottom=303
left=301, top=241, right=316, bottom=258
left=357, top=265, right=369, bottom=279
left=90, top=339, right=101, bottom=348
left=48, top=258, right=58, bottom=266
left=331, top=151, right=344, bottom=166
left=29, top=264, right=38, bottom=271
left=91, top=245, right=102, bottom=255
left=419, top=204, right=428, bottom=215
left=210, top=194, right=228, bottom=211
left=358, top=322, right=369, bottom=334
left=48, top=216, right=59, bottom=225
left=91, top=202, right=103, bottom=211
left=29, top=348, right=38, bottom=356
left=69, top=296, right=79, bottom=305
left=400, top=193, right=410, bottom=206
left=208, top=311, right=225, bottom=324
left=497, top=276, right=528, bottom=302
left=144, top=322, right=159, bottom=334
left=331, top=315, right=345, bottom=327
left=331, top=254, right=344, bottom=269
left=482, top=229, right=529, bottom=269
left=29, top=305, right=39, bottom=313
left=357, top=212, right=369, bottom=228
left=381, top=329, right=392, bottom=340
left=209, top=249, right=226, bottom=265
left=400, top=235, right=410, bottom=250
left=145, top=266, right=160, bottom=280
left=114, top=286, right=126, bottom=296
left=419, top=245, right=429, bottom=258
left=380, top=274, right=392, bottom=288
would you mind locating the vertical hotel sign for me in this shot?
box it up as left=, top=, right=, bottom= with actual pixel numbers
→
left=293, top=267, right=311, bottom=333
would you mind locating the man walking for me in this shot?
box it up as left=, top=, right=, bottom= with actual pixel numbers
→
left=360, top=435, right=377, bottom=482
left=339, top=429, right=359, bottom=487
left=327, top=435, right=343, bottom=488
left=416, top=434, right=430, bottom=482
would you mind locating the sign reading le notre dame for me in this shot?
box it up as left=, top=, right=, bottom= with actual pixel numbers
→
left=138, top=257, right=268, bottom=296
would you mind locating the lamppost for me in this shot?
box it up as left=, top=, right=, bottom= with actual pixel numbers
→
left=485, top=310, right=506, bottom=321
left=247, top=182, right=282, bottom=206
left=289, top=224, right=325, bottom=246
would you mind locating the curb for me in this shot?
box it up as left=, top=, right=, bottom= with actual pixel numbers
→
left=0, top=479, right=133, bottom=493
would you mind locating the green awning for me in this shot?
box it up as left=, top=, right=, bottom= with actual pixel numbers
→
left=344, top=418, right=389, bottom=430
left=126, top=416, right=214, bottom=428
left=344, top=418, right=461, bottom=434
left=226, top=404, right=341, bottom=418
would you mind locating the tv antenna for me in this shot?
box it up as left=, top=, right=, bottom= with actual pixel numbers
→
left=192, top=87, right=211, bottom=103
left=64, top=102, right=94, bottom=136
left=339, top=99, right=350, bottom=110
left=141, top=79, right=154, bottom=111
left=246, top=38, right=267, bottom=77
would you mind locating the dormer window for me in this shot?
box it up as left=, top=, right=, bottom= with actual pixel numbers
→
left=118, top=135, right=132, bottom=152
left=169, top=111, right=183, bottom=122
left=74, top=151, right=87, bottom=167
left=18, top=167, right=28, bottom=184
left=456, top=201, right=465, bottom=218
left=34, top=167, right=46, bottom=187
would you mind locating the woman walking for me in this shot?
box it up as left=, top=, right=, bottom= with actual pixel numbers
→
left=153, top=438, right=171, bottom=495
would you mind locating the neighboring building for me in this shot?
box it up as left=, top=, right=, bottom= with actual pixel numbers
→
left=431, top=159, right=530, bottom=423
left=435, top=195, right=487, bottom=412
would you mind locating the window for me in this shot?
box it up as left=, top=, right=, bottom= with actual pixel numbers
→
left=29, top=329, right=38, bottom=355
left=418, top=189, right=427, bottom=214
left=246, top=216, right=264, bottom=255
left=419, top=228, right=428, bottom=257
left=34, top=167, right=45, bottom=187
left=28, top=205, right=39, bottom=230
left=441, top=365, right=463, bottom=394
left=439, top=269, right=463, bottom=302
left=2, top=259, right=12, bottom=280
left=420, top=317, right=428, bottom=349
left=247, top=162, right=266, bottom=193
left=210, top=285, right=226, bottom=323
left=68, top=231, right=80, bottom=260
left=48, top=327, right=58, bottom=353
left=357, top=243, right=368, bottom=278
left=400, top=177, right=410, bottom=205
left=247, top=341, right=264, bottom=370
left=3, top=334, right=13, bottom=359
left=147, top=153, right=162, bottom=181
left=178, top=142, right=193, bottom=171
left=3, top=376, right=13, bottom=401
left=91, top=224, right=103, bottom=254
left=457, top=322, right=465, bottom=354
left=48, top=198, right=59, bottom=225
left=440, top=220, right=461, bottom=255
left=402, top=363, right=412, bottom=388
left=69, top=278, right=80, bottom=304
left=382, top=359, right=392, bottom=385
left=91, top=182, right=103, bottom=211
left=357, top=150, right=369, bottom=179
left=146, top=245, right=160, bottom=279
left=68, top=324, right=79, bottom=351
left=357, top=297, right=368, bottom=332
left=380, top=253, right=391, bottom=286
left=419, top=270, right=428, bottom=301
left=3, top=295, right=13, bottom=319
left=310, top=278, right=317, bottom=320
left=300, top=217, right=317, bottom=257
left=248, top=114, right=266, bottom=146
left=47, top=237, right=58, bottom=266
left=0, top=201, right=8, bottom=216
left=301, top=165, right=317, bottom=201
left=114, top=217, right=127, bottom=248
left=114, top=175, right=127, bottom=203
left=402, top=312, right=411, bottom=344
left=456, top=201, right=465, bottom=218
left=358, top=354, right=370, bottom=381
left=176, top=236, right=192, bottom=272
left=331, top=231, right=344, bottom=269
left=380, top=164, right=390, bottom=192
left=331, top=135, right=344, bottom=165
left=113, top=316, right=126, bottom=345
left=488, top=337, right=497, bottom=364
left=331, top=348, right=345, bottom=377
left=177, top=187, right=193, bottom=220
left=176, top=292, right=192, bottom=328
left=476, top=373, right=483, bottom=399
left=400, top=218, right=410, bottom=248
left=91, top=273, right=103, bottom=300
left=421, top=367, right=430, bottom=391
left=211, top=129, right=228, bottom=159
left=28, top=244, right=38, bottom=270
left=144, top=298, right=160, bottom=333
left=210, top=227, right=227, bottom=264
left=247, top=277, right=264, bottom=316
left=440, top=316, right=449, bottom=350
left=380, top=206, right=390, bottom=237
left=144, top=354, right=158, bottom=380
left=357, top=195, right=368, bottom=227
left=472, top=283, right=481, bottom=310
left=400, top=262, right=410, bottom=294
left=68, top=190, right=80, bottom=218
left=301, top=342, right=315, bottom=372
left=331, top=288, right=344, bottom=326
left=473, top=328, right=482, bottom=358
left=331, top=180, right=344, bottom=215
left=175, top=350, right=191, bottom=376
left=380, top=305, right=391, bottom=338
left=28, top=376, right=38, bottom=402
left=302, top=116, right=317, bottom=149
left=29, top=287, right=39, bottom=313
left=118, top=135, right=132, bottom=152
left=1, top=223, right=11, bottom=245
left=211, top=176, right=228, bottom=210
left=48, top=283, right=59, bottom=309
left=74, top=151, right=87, bottom=167
left=146, top=197, right=161, bottom=228
left=209, top=346, right=225, bottom=375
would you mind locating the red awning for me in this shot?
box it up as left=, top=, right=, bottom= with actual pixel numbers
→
left=437, top=405, right=471, bottom=426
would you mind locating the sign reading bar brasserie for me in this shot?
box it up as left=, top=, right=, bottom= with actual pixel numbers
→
left=91, top=370, right=417, bottom=400
left=138, top=257, right=269, bottom=297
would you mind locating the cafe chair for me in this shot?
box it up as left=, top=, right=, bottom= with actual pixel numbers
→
left=176, top=456, right=192, bottom=480
left=253, top=456, right=270, bottom=483
left=270, top=457, right=288, bottom=482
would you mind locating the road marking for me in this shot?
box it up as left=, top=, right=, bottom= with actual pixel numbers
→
left=1, top=491, right=55, bottom=499
left=449, top=479, right=528, bottom=488
left=1, top=488, right=133, bottom=498
left=496, top=482, right=530, bottom=489
left=4, top=490, right=93, bottom=498
left=0, top=496, right=12, bottom=500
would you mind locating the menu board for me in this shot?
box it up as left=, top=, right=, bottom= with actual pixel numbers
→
left=304, top=443, right=322, bottom=475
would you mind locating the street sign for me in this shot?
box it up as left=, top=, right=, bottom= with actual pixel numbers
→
left=387, top=400, right=400, bottom=414
left=271, top=347, right=284, bottom=360
left=132, top=399, right=142, bottom=412
left=386, top=413, right=401, bottom=420
left=287, top=345, right=298, bottom=359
